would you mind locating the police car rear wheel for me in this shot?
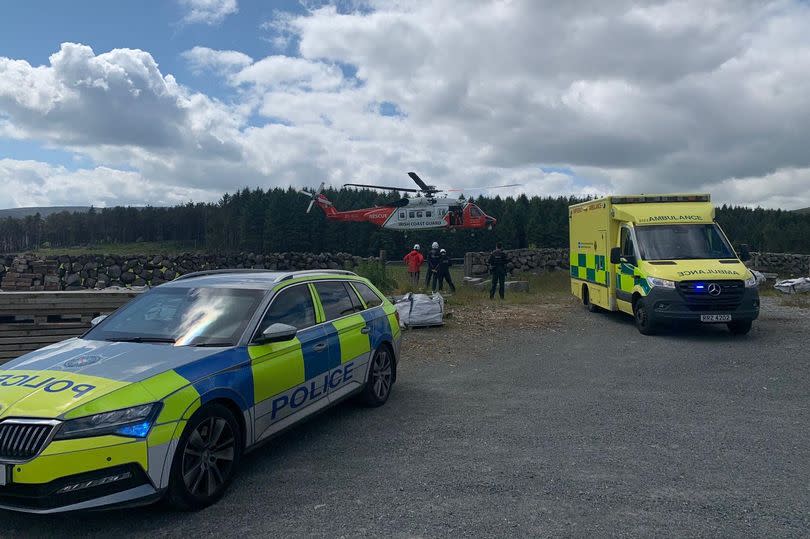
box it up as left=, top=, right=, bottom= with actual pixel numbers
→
left=361, top=346, right=394, bottom=407
left=167, top=403, right=242, bottom=510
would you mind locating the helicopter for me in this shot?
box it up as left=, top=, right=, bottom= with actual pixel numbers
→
left=299, top=172, right=520, bottom=231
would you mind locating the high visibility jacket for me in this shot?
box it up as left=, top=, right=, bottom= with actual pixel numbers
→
left=403, top=250, right=424, bottom=272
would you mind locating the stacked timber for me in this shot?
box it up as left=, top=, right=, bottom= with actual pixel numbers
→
left=0, top=290, right=141, bottom=363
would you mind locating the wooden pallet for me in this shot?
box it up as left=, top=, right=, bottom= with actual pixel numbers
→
left=0, top=291, right=141, bottom=363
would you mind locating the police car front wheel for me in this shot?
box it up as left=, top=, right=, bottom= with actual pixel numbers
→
left=361, top=346, right=394, bottom=407
left=167, top=403, right=243, bottom=511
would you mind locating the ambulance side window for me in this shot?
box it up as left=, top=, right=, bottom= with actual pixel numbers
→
left=255, top=285, right=316, bottom=336
left=620, top=228, right=636, bottom=262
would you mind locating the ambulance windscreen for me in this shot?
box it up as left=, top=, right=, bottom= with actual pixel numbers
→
left=635, top=224, right=735, bottom=261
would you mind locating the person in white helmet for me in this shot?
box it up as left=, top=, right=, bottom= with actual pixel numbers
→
left=437, top=248, right=456, bottom=293
left=425, top=242, right=441, bottom=290
left=403, top=244, right=424, bottom=288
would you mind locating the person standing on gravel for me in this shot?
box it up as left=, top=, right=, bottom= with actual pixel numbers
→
left=436, top=248, right=456, bottom=293
left=425, top=241, right=441, bottom=290
left=403, top=244, right=424, bottom=288
left=489, top=242, right=508, bottom=300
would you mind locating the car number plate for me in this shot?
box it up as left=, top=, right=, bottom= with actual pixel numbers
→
left=0, top=465, right=6, bottom=486
left=701, top=314, right=732, bottom=323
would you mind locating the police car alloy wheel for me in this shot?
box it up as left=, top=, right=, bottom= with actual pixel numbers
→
left=167, top=403, right=242, bottom=510
left=361, top=346, right=394, bottom=407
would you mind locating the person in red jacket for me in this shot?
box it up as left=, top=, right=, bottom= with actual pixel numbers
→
left=403, top=244, right=425, bottom=288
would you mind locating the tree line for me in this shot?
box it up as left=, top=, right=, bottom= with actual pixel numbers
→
left=1, top=187, right=810, bottom=256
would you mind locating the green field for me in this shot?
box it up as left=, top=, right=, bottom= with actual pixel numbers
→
left=27, top=242, right=207, bottom=257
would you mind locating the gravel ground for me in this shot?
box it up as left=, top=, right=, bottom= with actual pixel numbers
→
left=2, top=297, right=809, bottom=537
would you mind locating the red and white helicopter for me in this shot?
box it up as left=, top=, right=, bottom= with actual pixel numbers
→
left=300, top=172, right=520, bottom=231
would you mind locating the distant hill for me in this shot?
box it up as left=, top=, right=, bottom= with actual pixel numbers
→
left=0, top=206, right=90, bottom=219
left=795, top=207, right=810, bottom=215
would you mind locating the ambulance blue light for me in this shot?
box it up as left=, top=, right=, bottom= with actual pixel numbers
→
left=116, top=421, right=152, bottom=438
left=695, top=284, right=705, bottom=290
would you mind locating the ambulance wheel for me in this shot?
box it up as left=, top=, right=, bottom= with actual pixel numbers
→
left=583, top=285, right=600, bottom=313
left=727, top=320, right=753, bottom=335
left=360, top=345, right=394, bottom=407
left=166, top=403, right=242, bottom=511
left=633, top=297, right=657, bottom=335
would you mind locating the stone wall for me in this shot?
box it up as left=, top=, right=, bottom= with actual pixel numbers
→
left=464, top=248, right=570, bottom=277
left=464, top=248, right=810, bottom=278
left=747, top=252, right=810, bottom=278
left=0, top=252, right=375, bottom=291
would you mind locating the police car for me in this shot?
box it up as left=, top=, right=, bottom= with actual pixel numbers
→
left=0, top=270, right=401, bottom=513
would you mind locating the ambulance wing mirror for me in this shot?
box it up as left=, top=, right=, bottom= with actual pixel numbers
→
left=610, top=247, right=622, bottom=265
left=256, top=323, right=298, bottom=344
left=738, top=244, right=751, bottom=262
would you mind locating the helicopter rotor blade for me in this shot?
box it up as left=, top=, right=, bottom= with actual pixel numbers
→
left=344, top=183, right=421, bottom=193
left=407, top=172, right=430, bottom=192
left=306, top=199, right=315, bottom=214
left=445, top=183, right=523, bottom=192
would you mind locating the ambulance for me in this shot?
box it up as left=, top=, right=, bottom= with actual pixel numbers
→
left=0, top=269, right=400, bottom=513
left=569, top=194, right=759, bottom=335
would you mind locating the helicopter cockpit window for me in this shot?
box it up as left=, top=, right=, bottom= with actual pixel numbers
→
left=470, top=206, right=483, bottom=218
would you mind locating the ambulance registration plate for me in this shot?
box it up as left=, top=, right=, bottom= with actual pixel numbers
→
left=700, top=314, right=732, bottom=323
left=0, top=465, right=7, bottom=486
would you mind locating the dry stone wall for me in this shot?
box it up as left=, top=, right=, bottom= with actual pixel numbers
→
left=0, top=252, right=374, bottom=291
left=464, top=249, right=810, bottom=278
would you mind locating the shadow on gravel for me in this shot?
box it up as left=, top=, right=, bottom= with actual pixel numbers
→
left=0, top=383, right=423, bottom=534
left=593, top=307, right=759, bottom=342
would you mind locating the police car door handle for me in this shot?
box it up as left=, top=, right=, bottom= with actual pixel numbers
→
left=360, top=326, right=371, bottom=334
left=313, top=343, right=327, bottom=353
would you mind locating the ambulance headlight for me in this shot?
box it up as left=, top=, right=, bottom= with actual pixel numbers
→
left=55, top=403, right=162, bottom=440
left=743, top=275, right=757, bottom=288
left=646, top=277, right=676, bottom=289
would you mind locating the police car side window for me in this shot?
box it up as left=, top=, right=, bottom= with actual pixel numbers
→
left=314, top=281, right=361, bottom=321
left=256, top=285, right=316, bottom=336
left=354, top=282, right=383, bottom=309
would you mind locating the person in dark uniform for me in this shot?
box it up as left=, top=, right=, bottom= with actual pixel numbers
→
left=425, top=241, right=441, bottom=290
left=489, top=242, right=508, bottom=299
left=436, top=248, right=456, bottom=293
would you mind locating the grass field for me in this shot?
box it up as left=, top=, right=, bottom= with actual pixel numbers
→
left=28, top=242, right=206, bottom=256
left=383, top=264, right=571, bottom=306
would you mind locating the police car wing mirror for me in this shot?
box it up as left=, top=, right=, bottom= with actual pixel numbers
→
left=610, top=247, right=621, bottom=264
left=90, top=315, right=108, bottom=327
left=257, top=323, right=298, bottom=344
left=738, top=243, right=751, bottom=262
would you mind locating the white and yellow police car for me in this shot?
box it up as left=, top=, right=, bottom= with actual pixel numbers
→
left=0, top=270, right=401, bottom=513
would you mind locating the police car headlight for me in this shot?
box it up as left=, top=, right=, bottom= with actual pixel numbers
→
left=54, top=403, right=162, bottom=440
left=744, top=275, right=757, bottom=288
left=646, top=277, right=676, bottom=289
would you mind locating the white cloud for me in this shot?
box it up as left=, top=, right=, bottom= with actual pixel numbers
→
left=0, top=160, right=217, bottom=208
left=3, top=1, right=810, bottom=210
left=181, top=46, right=253, bottom=75
left=178, top=0, right=238, bottom=25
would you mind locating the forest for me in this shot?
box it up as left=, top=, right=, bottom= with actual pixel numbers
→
left=1, top=187, right=810, bottom=257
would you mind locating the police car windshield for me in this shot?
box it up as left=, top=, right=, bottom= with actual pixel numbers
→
left=85, top=287, right=265, bottom=347
left=635, top=224, right=735, bottom=261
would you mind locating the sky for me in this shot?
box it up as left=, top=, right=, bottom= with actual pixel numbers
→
left=1, top=0, right=809, bottom=210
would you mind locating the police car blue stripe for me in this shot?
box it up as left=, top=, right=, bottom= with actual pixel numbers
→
left=174, top=347, right=254, bottom=410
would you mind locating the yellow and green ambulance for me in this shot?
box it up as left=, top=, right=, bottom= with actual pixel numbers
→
left=0, top=270, right=400, bottom=513
left=569, top=195, right=759, bottom=335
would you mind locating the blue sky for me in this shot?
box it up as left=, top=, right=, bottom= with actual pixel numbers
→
left=0, top=0, right=809, bottom=210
